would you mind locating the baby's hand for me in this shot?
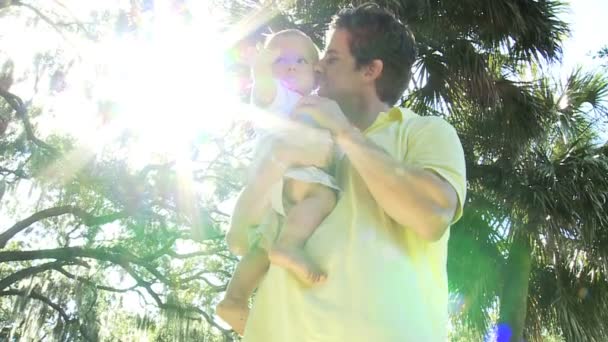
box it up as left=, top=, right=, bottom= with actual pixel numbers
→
left=253, top=47, right=281, bottom=71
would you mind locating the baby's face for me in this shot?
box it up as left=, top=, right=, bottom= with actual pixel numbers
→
left=268, top=35, right=317, bottom=95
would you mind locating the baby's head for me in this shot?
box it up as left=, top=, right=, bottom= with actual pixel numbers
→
left=264, top=29, right=319, bottom=95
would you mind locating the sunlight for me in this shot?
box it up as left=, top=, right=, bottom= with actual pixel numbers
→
left=94, top=4, right=235, bottom=165
left=30, top=1, right=288, bottom=180
left=558, top=94, right=569, bottom=110
left=34, top=2, right=254, bottom=185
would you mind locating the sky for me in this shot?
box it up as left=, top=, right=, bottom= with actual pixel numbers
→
left=556, top=0, right=608, bottom=141
left=556, top=0, right=608, bottom=75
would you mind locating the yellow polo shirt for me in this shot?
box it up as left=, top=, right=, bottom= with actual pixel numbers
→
left=242, top=107, right=467, bottom=342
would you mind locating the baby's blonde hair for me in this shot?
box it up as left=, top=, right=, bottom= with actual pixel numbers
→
left=264, top=29, right=320, bottom=63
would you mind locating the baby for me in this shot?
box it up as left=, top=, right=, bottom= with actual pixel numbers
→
left=216, top=29, right=339, bottom=335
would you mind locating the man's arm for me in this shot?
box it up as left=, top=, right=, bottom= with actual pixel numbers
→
left=335, top=126, right=460, bottom=242
left=292, top=96, right=463, bottom=242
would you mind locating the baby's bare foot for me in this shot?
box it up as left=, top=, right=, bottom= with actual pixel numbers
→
left=269, top=246, right=327, bottom=286
left=216, top=298, right=249, bottom=336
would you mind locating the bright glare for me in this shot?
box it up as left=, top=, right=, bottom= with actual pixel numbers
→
left=92, top=5, right=235, bottom=165
left=26, top=2, right=248, bottom=172
left=558, top=94, right=569, bottom=110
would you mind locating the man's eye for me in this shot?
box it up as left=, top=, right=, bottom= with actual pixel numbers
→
left=297, top=58, right=308, bottom=64
left=274, top=57, right=287, bottom=65
left=326, top=57, right=337, bottom=64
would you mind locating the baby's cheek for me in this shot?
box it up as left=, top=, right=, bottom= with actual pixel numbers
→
left=303, top=72, right=315, bottom=86
left=271, top=65, right=286, bottom=78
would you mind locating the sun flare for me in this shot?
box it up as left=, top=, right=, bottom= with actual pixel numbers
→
left=93, top=7, right=237, bottom=164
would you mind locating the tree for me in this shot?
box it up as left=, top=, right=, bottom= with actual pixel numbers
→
left=0, top=1, right=249, bottom=340
left=450, top=69, right=608, bottom=341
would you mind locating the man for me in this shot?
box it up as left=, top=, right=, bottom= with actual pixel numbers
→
left=231, top=3, right=467, bottom=341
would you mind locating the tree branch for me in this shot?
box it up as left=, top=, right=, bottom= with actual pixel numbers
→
left=163, top=303, right=232, bottom=335
left=19, top=250, right=232, bottom=335
left=120, top=263, right=165, bottom=308
left=0, top=260, right=68, bottom=291
left=199, top=276, right=227, bottom=292
left=53, top=267, right=139, bottom=293
left=51, top=0, right=97, bottom=40
left=0, top=166, right=29, bottom=179
left=0, top=288, right=93, bottom=341
left=141, top=236, right=180, bottom=262
left=0, top=88, right=57, bottom=154
left=0, top=246, right=171, bottom=285
left=13, top=1, right=71, bottom=43
left=0, top=206, right=127, bottom=248
left=166, top=249, right=223, bottom=259
left=175, top=269, right=227, bottom=291
left=0, top=289, right=71, bottom=322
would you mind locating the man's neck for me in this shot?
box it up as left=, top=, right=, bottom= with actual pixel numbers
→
left=340, top=95, right=390, bottom=132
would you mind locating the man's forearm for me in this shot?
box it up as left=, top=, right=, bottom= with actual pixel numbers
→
left=336, top=128, right=458, bottom=241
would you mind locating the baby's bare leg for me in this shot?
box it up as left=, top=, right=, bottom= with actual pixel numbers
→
left=216, top=247, right=269, bottom=336
left=269, top=181, right=336, bottom=286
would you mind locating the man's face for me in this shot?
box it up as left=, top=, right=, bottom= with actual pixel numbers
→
left=316, top=29, right=366, bottom=103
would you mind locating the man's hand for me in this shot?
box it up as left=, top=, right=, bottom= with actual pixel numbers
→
left=269, top=125, right=335, bottom=169
left=293, top=95, right=352, bottom=136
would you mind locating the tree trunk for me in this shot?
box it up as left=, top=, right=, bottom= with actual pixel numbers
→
left=498, top=231, right=533, bottom=342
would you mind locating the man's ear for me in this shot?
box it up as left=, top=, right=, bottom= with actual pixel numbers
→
left=363, top=59, right=383, bottom=82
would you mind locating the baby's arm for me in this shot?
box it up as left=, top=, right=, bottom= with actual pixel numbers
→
left=251, top=48, right=280, bottom=107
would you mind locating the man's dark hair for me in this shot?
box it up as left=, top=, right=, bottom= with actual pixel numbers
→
left=332, top=3, right=417, bottom=105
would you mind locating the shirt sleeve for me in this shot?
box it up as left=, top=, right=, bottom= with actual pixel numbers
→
left=403, top=116, right=467, bottom=224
